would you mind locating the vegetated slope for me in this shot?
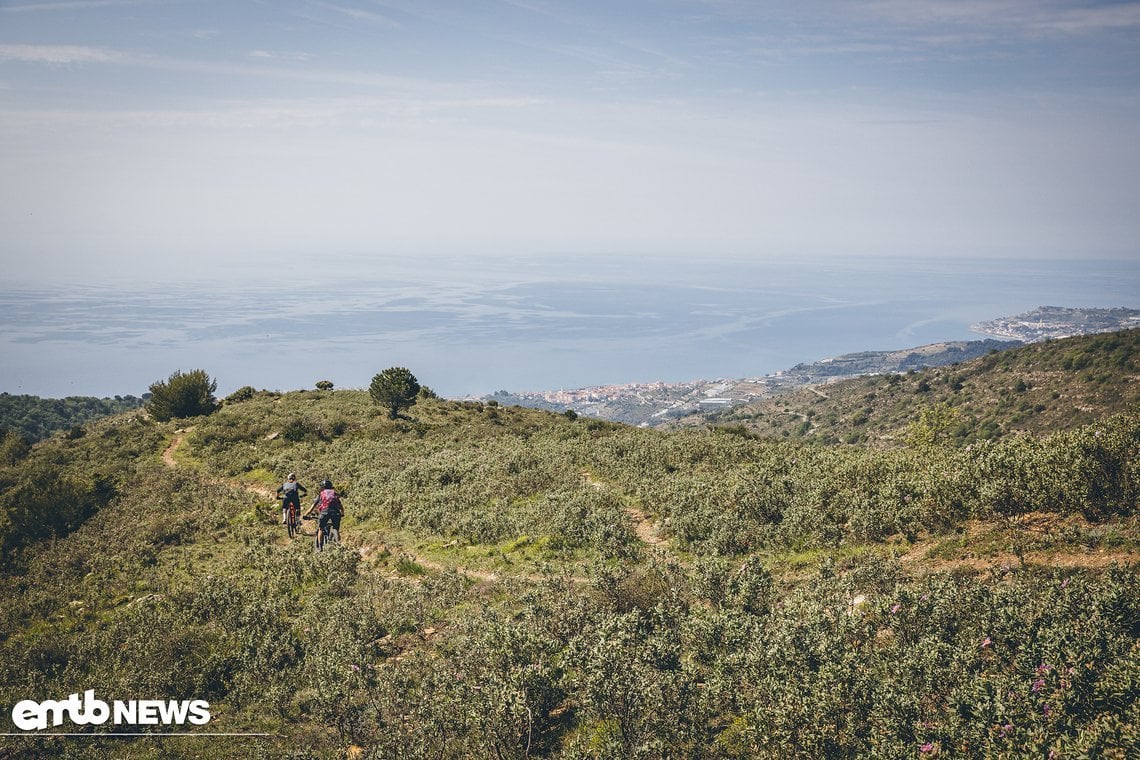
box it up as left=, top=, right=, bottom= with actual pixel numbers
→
left=709, top=328, right=1139, bottom=446
left=0, top=382, right=1137, bottom=758
left=766, top=337, right=1022, bottom=385
left=0, top=393, right=145, bottom=442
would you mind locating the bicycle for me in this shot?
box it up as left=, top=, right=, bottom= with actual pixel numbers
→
left=283, top=499, right=300, bottom=539
left=311, top=512, right=340, bottom=551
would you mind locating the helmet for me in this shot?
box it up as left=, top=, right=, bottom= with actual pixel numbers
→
left=288, top=473, right=296, bottom=480
left=322, top=480, right=333, bottom=489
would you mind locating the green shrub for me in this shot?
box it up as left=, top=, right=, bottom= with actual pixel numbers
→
left=0, top=430, right=31, bottom=465
left=147, top=369, right=218, bottom=422
left=224, top=385, right=257, bottom=404
left=0, top=464, right=116, bottom=561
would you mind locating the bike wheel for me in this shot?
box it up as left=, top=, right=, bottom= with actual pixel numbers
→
left=287, top=508, right=297, bottom=539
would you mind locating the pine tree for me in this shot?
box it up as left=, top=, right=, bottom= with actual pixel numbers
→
left=369, top=367, right=421, bottom=419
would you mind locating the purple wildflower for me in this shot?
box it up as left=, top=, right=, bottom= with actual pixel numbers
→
left=891, top=603, right=902, bottom=614
left=919, top=742, right=935, bottom=753
left=1032, top=678, right=1046, bottom=693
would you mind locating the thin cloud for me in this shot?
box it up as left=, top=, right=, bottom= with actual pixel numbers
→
left=0, top=93, right=547, bottom=131
left=0, top=0, right=153, bottom=11
left=698, top=0, right=1140, bottom=62
left=248, top=50, right=317, bottom=62
left=1033, top=3, right=1140, bottom=35
left=863, top=0, right=1140, bottom=38
left=0, top=42, right=447, bottom=97
left=307, top=1, right=404, bottom=28
left=0, top=43, right=128, bottom=64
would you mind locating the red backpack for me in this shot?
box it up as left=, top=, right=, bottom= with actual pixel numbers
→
left=318, top=488, right=342, bottom=515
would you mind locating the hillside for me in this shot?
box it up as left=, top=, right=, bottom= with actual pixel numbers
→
left=0, top=360, right=1138, bottom=757
left=700, top=328, right=1140, bottom=446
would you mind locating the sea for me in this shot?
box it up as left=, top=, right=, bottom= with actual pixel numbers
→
left=2, top=253, right=1137, bottom=400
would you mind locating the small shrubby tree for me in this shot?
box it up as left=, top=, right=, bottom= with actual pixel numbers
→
left=147, top=369, right=218, bottom=422
left=906, top=402, right=964, bottom=448
left=316, top=380, right=335, bottom=391
left=370, top=367, right=421, bottom=419
left=224, top=385, right=256, bottom=404
left=0, top=429, right=31, bottom=465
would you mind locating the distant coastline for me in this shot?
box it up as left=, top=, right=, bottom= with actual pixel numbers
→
left=490, top=306, right=1139, bottom=427
left=970, top=306, right=1140, bottom=342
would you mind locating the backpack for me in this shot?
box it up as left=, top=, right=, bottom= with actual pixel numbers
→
left=318, top=488, right=342, bottom=516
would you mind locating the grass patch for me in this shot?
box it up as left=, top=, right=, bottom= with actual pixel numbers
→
left=397, top=558, right=427, bottom=576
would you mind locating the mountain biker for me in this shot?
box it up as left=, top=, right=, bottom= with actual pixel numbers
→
left=305, top=479, right=344, bottom=545
left=276, top=473, right=308, bottom=525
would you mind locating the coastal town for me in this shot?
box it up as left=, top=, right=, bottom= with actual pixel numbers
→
left=486, top=341, right=1013, bottom=427
left=486, top=307, right=1138, bottom=427
left=970, top=306, right=1140, bottom=342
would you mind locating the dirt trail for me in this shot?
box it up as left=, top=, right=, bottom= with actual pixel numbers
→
left=357, top=543, right=589, bottom=585
left=161, top=429, right=188, bottom=468
left=163, top=430, right=584, bottom=582
left=626, top=505, right=667, bottom=546
left=900, top=547, right=1137, bottom=574
left=162, top=427, right=275, bottom=500
left=347, top=467, right=662, bottom=584
left=582, top=469, right=668, bottom=548
left=897, top=515, right=1138, bottom=574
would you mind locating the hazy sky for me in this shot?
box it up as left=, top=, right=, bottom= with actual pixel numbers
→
left=2, top=0, right=1140, bottom=281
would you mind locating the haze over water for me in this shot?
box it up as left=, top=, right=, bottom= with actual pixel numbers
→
left=3, top=254, right=1136, bottom=400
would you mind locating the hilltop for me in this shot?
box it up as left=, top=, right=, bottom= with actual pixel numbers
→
left=0, top=334, right=1137, bottom=758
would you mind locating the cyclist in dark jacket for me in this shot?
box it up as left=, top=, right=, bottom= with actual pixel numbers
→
left=276, top=473, right=307, bottom=525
